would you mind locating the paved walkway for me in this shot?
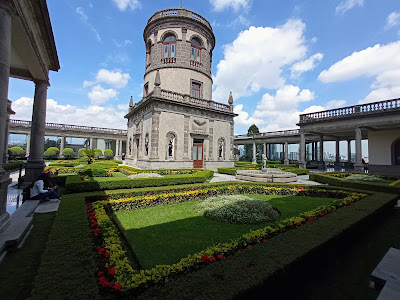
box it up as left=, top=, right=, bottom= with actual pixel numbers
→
left=210, top=172, right=322, bottom=185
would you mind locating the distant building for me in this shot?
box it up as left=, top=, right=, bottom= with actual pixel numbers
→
left=125, top=8, right=237, bottom=170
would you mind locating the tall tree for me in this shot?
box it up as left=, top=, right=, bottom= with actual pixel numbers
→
left=242, top=124, right=260, bottom=162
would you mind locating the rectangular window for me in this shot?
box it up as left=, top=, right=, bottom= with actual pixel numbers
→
left=164, top=45, right=168, bottom=58
left=198, top=146, right=202, bottom=160
left=191, top=82, right=201, bottom=98
left=196, top=49, right=201, bottom=62
left=193, top=146, right=197, bottom=160
left=191, top=47, right=195, bottom=60
left=171, top=44, right=175, bottom=57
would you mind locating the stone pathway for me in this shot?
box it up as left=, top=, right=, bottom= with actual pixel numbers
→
left=210, top=172, right=322, bottom=185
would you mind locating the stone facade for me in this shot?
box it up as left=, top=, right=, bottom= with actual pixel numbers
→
left=125, top=8, right=236, bottom=170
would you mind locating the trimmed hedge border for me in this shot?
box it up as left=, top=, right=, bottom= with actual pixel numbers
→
left=309, top=173, right=400, bottom=195
left=65, top=170, right=214, bottom=193
left=218, top=167, right=309, bottom=176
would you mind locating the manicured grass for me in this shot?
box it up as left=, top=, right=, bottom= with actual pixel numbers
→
left=111, top=172, right=128, bottom=178
left=114, top=195, right=336, bottom=269
left=0, top=212, right=56, bottom=300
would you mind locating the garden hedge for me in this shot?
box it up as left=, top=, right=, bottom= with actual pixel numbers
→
left=64, top=170, right=214, bottom=193
left=309, top=173, right=400, bottom=195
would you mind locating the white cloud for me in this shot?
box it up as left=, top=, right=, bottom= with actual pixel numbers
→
left=11, top=97, right=126, bottom=129
left=325, top=100, right=346, bottom=109
left=212, top=19, right=308, bottom=101
left=117, top=103, right=129, bottom=111
left=76, top=7, right=101, bottom=42
left=113, top=39, right=133, bottom=47
left=252, top=85, right=314, bottom=131
left=88, top=85, right=118, bottom=105
left=210, top=0, right=250, bottom=11
left=112, top=0, right=141, bottom=11
left=291, top=53, right=323, bottom=78
left=318, top=40, right=400, bottom=103
left=385, top=11, right=400, bottom=30
left=83, top=80, right=94, bottom=88
left=95, top=69, right=130, bottom=88
left=233, top=104, right=264, bottom=127
left=336, top=0, right=364, bottom=15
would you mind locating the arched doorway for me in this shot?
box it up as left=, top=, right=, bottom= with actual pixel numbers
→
left=394, top=139, right=400, bottom=165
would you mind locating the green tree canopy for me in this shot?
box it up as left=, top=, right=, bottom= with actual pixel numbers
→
left=247, top=124, right=260, bottom=135
left=8, top=146, right=25, bottom=159
left=104, top=149, right=114, bottom=159
left=78, top=148, right=86, bottom=157
left=94, top=149, right=102, bottom=158
left=62, top=148, right=75, bottom=158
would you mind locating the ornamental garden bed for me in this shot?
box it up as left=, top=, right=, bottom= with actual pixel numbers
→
left=87, top=184, right=367, bottom=295
left=309, top=172, right=400, bottom=194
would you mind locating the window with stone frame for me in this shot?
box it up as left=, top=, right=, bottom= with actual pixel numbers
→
left=191, top=81, right=201, bottom=98
left=190, top=38, right=201, bottom=62
left=163, top=34, right=176, bottom=58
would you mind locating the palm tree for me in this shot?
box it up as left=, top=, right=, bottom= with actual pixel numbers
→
left=83, top=149, right=96, bottom=164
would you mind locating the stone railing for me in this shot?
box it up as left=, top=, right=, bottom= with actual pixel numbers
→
left=159, top=89, right=231, bottom=112
left=190, top=60, right=202, bottom=67
left=235, top=129, right=300, bottom=139
left=147, top=8, right=212, bottom=31
left=161, top=57, right=176, bottom=64
left=299, top=98, right=400, bottom=123
left=10, top=119, right=127, bottom=135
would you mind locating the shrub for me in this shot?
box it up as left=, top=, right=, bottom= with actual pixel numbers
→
left=44, top=147, right=60, bottom=159
left=104, top=149, right=113, bottom=159
left=195, top=195, right=280, bottom=224
left=8, top=146, right=25, bottom=159
left=3, top=160, right=24, bottom=171
left=78, top=148, right=86, bottom=157
left=94, top=149, right=102, bottom=159
left=62, top=148, right=75, bottom=158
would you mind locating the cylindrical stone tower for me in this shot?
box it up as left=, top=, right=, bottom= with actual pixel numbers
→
left=143, top=8, right=215, bottom=100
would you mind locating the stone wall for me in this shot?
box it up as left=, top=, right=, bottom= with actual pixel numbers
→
left=368, top=129, right=400, bottom=165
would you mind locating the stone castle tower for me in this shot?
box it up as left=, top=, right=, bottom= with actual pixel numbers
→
left=125, top=8, right=237, bottom=170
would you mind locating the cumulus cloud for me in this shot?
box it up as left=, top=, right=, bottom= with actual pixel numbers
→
left=11, top=97, right=126, bottom=129
left=76, top=7, right=101, bottom=42
left=247, top=85, right=315, bottom=131
left=83, top=80, right=94, bottom=88
left=88, top=85, right=118, bottom=105
left=385, top=11, right=400, bottom=30
left=112, top=0, right=141, bottom=11
left=318, top=40, right=400, bottom=103
left=233, top=104, right=264, bottom=127
left=324, top=100, right=347, bottom=109
left=291, top=53, right=323, bottom=78
left=95, top=69, right=130, bottom=88
left=336, top=0, right=364, bottom=15
left=210, top=0, right=250, bottom=11
left=212, top=19, right=308, bottom=101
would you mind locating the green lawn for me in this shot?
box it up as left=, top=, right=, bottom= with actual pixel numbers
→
left=0, top=212, right=56, bottom=300
left=114, top=194, right=336, bottom=269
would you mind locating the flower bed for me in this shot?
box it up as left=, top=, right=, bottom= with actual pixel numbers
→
left=87, top=184, right=367, bottom=294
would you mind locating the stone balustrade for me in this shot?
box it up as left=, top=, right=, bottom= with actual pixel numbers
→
left=235, top=129, right=300, bottom=139
left=299, top=98, right=400, bottom=123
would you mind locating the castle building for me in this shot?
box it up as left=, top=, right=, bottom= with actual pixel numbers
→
left=125, top=8, right=237, bottom=170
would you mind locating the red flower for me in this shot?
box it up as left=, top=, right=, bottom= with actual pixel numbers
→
left=98, top=247, right=105, bottom=254
left=298, top=186, right=305, bottom=190
left=296, top=222, right=301, bottom=226
left=261, top=239, right=267, bottom=242
left=208, top=256, right=216, bottom=262
left=113, top=283, right=122, bottom=290
left=238, top=249, right=242, bottom=253
left=130, top=196, right=134, bottom=198
left=217, top=254, right=225, bottom=260
left=319, top=212, right=326, bottom=216
left=201, top=255, right=208, bottom=262
left=108, top=268, right=116, bottom=276
left=104, top=251, right=110, bottom=258
left=98, top=271, right=104, bottom=276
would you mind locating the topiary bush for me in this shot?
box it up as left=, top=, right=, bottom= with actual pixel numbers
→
left=78, top=148, right=86, bottom=158
left=8, top=146, right=25, bottom=159
left=62, top=148, right=75, bottom=159
left=194, top=195, right=280, bottom=224
left=44, top=147, right=60, bottom=159
left=104, top=149, right=113, bottom=160
left=93, top=149, right=102, bottom=159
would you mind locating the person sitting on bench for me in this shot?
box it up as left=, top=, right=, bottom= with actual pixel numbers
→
left=30, top=173, right=61, bottom=201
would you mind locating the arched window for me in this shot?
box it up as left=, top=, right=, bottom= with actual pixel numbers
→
left=191, top=38, right=201, bottom=62
left=393, top=139, right=400, bottom=165
left=163, top=35, right=176, bottom=58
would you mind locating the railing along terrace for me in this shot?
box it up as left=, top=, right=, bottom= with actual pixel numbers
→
left=299, top=98, right=400, bottom=123
left=159, top=89, right=231, bottom=112
left=147, top=8, right=212, bottom=31
left=10, top=119, right=127, bottom=135
left=234, top=129, right=300, bottom=139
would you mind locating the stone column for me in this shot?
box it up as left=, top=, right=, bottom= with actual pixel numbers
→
left=3, top=115, right=10, bottom=164
left=334, top=139, right=341, bottom=171
left=26, top=134, right=30, bottom=155
left=263, top=143, right=267, bottom=159
left=115, top=139, right=120, bottom=159
left=354, top=127, right=364, bottom=172
left=268, top=144, right=272, bottom=160
left=252, top=142, right=256, bottom=164
left=299, top=132, right=306, bottom=169
left=59, top=136, right=65, bottom=158
left=89, top=138, right=93, bottom=149
left=318, top=135, right=325, bottom=170
left=150, top=111, right=160, bottom=160
left=284, top=141, right=289, bottom=165
left=24, top=80, right=49, bottom=185
left=0, top=1, right=13, bottom=232
left=347, top=140, right=352, bottom=165
left=311, top=142, right=315, bottom=162
left=314, top=142, right=318, bottom=161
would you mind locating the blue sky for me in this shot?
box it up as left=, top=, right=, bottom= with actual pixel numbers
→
left=8, top=0, right=400, bottom=136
